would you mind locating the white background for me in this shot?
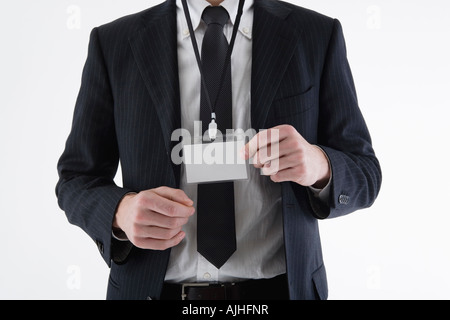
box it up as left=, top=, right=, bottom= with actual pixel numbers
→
left=1, top=0, right=449, bottom=300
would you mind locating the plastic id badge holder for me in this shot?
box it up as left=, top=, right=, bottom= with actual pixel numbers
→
left=183, top=140, right=249, bottom=184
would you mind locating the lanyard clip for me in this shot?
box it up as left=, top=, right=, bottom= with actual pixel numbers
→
left=208, top=113, right=217, bottom=141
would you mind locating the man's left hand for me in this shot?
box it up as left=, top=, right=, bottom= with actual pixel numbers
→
left=242, top=125, right=331, bottom=189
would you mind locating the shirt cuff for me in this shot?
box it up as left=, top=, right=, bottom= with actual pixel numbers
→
left=112, top=228, right=129, bottom=242
left=309, top=176, right=332, bottom=203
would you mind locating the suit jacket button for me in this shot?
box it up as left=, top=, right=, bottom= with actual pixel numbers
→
left=339, top=195, right=350, bottom=205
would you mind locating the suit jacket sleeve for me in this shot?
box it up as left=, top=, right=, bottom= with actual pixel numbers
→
left=307, top=19, right=382, bottom=219
left=56, top=28, right=134, bottom=266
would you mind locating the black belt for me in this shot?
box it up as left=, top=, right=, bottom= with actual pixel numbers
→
left=160, top=274, right=289, bottom=300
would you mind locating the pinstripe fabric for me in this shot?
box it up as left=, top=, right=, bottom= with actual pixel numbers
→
left=56, top=0, right=381, bottom=300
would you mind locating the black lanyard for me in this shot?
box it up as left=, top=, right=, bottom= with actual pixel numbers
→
left=181, top=0, right=245, bottom=125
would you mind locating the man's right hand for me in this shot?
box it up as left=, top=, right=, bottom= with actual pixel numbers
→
left=113, top=187, right=195, bottom=250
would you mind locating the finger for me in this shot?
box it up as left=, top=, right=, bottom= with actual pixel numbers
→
left=264, top=153, right=305, bottom=173
left=133, top=231, right=186, bottom=251
left=138, top=191, right=195, bottom=218
left=243, top=127, right=285, bottom=160
left=139, top=211, right=190, bottom=229
left=261, top=152, right=304, bottom=176
left=252, top=142, right=282, bottom=168
left=152, top=187, right=194, bottom=207
left=260, top=159, right=280, bottom=175
left=269, top=167, right=302, bottom=183
left=254, top=134, right=306, bottom=168
left=135, top=225, right=183, bottom=240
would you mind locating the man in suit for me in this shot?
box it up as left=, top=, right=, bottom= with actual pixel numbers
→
left=56, top=0, right=381, bottom=300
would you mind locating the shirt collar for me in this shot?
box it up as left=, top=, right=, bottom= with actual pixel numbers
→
left=177, top=0, right=254, bottom=40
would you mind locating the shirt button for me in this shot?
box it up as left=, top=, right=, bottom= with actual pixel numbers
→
left=243, top=27, right=250, bottom=34
left=203, top=272, right=211, bottom=280
left=183, top=29, right=190, bottom=36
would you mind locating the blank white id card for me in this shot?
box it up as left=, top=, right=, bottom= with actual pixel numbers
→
left=183, top=140, right=248, bottom=184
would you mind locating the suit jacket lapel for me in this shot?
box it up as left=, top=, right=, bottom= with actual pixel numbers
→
left=129, top=0, right=180, bottom=159
left=129, top=0, right=181, bottom=185
left=252, top=0, right=302, bottom=130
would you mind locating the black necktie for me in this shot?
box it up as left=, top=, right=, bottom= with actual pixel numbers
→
left=197, top=6, right=236, bottom=269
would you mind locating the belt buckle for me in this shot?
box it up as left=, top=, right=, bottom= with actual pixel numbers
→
left=181, top=283, right=210, bottom=300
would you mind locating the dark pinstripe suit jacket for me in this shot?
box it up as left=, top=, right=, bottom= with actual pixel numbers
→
left=56, top=0, right=381, bottom=300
